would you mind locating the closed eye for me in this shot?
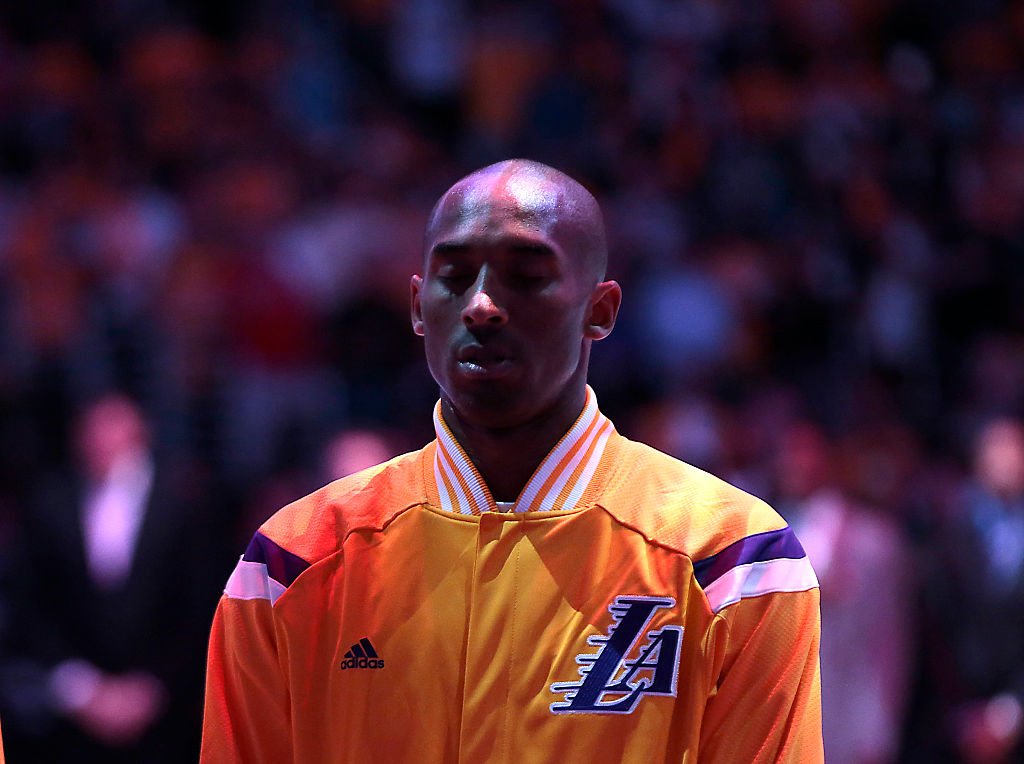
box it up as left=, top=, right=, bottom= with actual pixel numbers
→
left=434, top=266, right=476, bottom=294
left=430, top=244, right=476, bottom=289
left=508, top=272, right=548, bottom=289
left=507, top=245, right=556, bottom=290
left=437, top=266, right=473, bottom=280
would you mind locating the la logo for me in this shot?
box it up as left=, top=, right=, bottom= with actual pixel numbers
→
left=550, top=595, right=683, bottom=714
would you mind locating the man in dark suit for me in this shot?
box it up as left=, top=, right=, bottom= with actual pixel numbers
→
left=3, top=394, right=228, bottom=763
left=909, top=417, right=1024, bottom=763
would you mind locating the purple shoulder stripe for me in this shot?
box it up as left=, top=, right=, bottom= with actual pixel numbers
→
left=692, top=526, right=806, bottom=589
left=243, top=531, right=311, bottom=588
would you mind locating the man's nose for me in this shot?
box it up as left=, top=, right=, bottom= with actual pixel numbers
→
left=462, top=273, right=508, bottom=327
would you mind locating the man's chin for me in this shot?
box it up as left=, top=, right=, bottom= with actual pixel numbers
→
left=444, top=383, right=532, bottom=430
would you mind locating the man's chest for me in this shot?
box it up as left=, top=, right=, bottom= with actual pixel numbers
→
left=275, top=509, right=714, bottom=763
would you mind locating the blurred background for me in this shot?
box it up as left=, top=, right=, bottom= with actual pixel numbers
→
left=0, top=0, right=1022, bottom=761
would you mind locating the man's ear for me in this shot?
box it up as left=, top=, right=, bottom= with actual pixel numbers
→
left=583, top=280, right=622, bottom=340
left=410, top=274, right=425, bottom=336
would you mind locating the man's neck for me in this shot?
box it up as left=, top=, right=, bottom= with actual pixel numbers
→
left=440, top=385, right=588, bottom=503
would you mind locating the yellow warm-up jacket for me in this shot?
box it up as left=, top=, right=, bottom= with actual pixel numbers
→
left=202, top=393, right=822, bottom=762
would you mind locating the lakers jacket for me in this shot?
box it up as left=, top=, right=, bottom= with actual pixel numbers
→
left=202, top=390, right=823, bottom=762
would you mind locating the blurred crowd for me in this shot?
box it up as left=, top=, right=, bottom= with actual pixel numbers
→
left=0, top=0, right=1022, bottom=761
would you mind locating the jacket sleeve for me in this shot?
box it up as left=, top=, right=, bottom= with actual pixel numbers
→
left=698, top=587, right=823, bottom=761
left=200, top=591, right=293, bottom=763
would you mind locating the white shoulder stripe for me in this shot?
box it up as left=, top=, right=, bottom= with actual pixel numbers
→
left=703, top=556, right=819, bottom=614
left=224, top=557, right=287, bottom=605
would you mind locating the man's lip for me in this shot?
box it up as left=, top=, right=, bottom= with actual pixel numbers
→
left=456, top=357, right=515, bottom=379
left=455, top=345, right=516, bottom=378
left=456, top=345, right=514, bottom=364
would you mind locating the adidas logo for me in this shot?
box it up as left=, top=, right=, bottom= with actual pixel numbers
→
left=340, top=638, right=384, bottom=670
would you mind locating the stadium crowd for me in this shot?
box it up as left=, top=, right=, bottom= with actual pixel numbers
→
left=0, top=0, right=1022, bottom=761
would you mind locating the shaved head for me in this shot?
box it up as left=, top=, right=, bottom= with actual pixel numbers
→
left=411, top=157, right=621, bottom=440
left=424, top=159, right=608, bottom=284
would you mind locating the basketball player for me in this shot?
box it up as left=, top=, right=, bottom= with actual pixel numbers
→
left=202, top=159, right=823, bottom=762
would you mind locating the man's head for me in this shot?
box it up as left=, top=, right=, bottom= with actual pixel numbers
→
left=975, top=417, right=1024, bottom=499
left=411, top=159, right=621, bottom=430
left=75, top=394, right=150, bottom=480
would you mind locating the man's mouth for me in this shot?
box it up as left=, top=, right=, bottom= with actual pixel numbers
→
left=456, top=345, right=515, bottom=377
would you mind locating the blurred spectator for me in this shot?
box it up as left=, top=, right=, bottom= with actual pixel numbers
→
left=626, top=261, right=738, bottom=388
left=773, top=421, right=912, bottom=764
left=1, top=394, right=227, bottom=763
left=322, top=427, right=401, bottom=481
left=232, top=426, right=403, bottom=555
left=918, top=418, right=1024, bottom=763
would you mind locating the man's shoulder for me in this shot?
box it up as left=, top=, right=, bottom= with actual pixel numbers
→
left=257, top=446, right=428, bottom=567
left=599, top=435, right=788, bottom=563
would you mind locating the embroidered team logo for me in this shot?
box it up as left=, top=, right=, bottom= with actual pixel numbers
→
left=550, top=596, right=682, bottom=714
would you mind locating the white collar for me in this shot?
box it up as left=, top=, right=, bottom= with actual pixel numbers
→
left=431, top=386, right=614, bottom=515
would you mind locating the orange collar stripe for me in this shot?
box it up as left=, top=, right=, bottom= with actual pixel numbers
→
left=548, top=418, right=615, bottom=512
left=431, top=386, right=614, bottom=515
left=520, top=406, right=603, bottom=512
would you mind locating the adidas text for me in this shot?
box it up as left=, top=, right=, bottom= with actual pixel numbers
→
left=340, top=656, right=384, bottom=670
left=341, top=638, right=384, bottom=670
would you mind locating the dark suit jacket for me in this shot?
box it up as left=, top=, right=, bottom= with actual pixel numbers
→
left=3, top=458, right=233, bottom=763
left=903, top=483, right=1024, bottom=762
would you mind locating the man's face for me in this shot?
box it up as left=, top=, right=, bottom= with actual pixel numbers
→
left=411, top=170, right=602, bottom=429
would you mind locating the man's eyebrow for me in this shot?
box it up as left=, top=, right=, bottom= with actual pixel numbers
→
left=430, top=240, right=556, bottom=257
left=508, top=241, right=556, bottom=256
left=430, top=242, right=470, bottom=257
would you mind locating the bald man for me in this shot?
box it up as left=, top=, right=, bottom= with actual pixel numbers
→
left=201, top=160, right=823, bottom=762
